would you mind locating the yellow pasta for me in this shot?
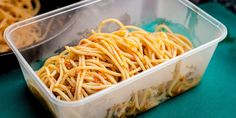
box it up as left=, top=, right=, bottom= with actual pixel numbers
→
left=37, top=18, right=193, bottom=102
left=0, top=0, right=40, bottom=53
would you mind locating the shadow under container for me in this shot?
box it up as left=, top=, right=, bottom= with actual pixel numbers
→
left=4, top=0, right=227, bottom=117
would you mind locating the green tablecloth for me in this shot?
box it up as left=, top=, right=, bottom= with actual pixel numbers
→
left=1, top=3, right=236, bottom=118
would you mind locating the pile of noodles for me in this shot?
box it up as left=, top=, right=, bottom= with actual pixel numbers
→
left=37, top=18, right=193, bottom=102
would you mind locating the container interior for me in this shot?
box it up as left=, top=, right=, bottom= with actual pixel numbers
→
left=6, top=0, right=225, bottom=75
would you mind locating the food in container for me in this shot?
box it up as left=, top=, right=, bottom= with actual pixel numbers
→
left=36, top=18, right=193, bottom=102
left=4, top=0, right=227, bottom=117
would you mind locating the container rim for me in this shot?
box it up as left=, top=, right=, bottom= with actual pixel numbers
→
left=4, top=0, right=227, bottom=107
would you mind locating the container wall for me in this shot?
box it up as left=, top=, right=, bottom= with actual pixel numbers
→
left=18, top=61, right=57, bottom=115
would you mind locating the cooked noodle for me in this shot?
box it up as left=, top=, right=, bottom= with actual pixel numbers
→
left=37, top=18, right=193, bottom=101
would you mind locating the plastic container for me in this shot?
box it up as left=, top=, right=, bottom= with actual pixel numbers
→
left=4, top=0, right=227, bottom=117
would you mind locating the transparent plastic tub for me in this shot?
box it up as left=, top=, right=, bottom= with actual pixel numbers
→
left=4, top=0, right=227, bottom=117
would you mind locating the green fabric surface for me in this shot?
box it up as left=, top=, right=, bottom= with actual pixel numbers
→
left=0, top=2, right=236, bottom=118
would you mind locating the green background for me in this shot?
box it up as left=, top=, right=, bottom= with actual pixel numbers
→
left=1, top=3, right=236, bottom=118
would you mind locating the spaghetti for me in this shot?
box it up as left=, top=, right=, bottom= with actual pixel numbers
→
left=0, top=0, right=40, bottom=53
left=37, top=18, right=193, bottom=101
